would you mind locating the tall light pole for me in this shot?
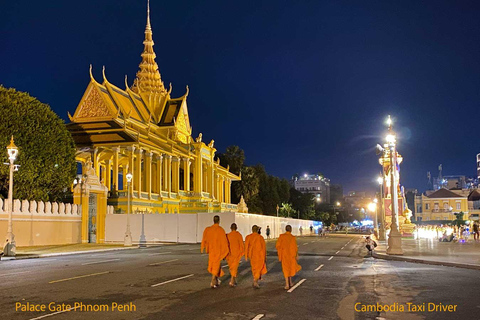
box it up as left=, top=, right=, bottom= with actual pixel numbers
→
left=4, top=136, right=18, bottom=256
left=377, top=176, right=386, bottom=240
left=124, top=172, right=133, bottom=247
left=383, top=115, right=403, bottom=255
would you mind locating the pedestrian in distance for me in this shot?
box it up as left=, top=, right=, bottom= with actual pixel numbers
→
left=276, top=225, right=302, bottom=290
left=299, top=226, right=303, bottom=236
left=201, top=215, right=229, bottom=288
left=310, top=225, right=313, bottom=234
left=266, top=225, right=271, bottom=239
left=226, top=223, right=244, bottom=287
left=245, top=225, right=267, bottom=289
left=365, top=236, right=377, bottom=256
left=473, top=222, right=479, bottom=241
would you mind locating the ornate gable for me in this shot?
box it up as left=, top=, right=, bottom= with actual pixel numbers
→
left=73, top=82, right=115, bottom=121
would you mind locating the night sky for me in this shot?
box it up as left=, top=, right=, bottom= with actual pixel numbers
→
left=2, top=0, right=480, bottom=194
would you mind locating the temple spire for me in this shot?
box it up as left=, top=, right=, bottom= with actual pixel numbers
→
left=132, top=0, right=166, bottom=95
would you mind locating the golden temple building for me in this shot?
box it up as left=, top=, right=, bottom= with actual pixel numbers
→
left=67, top=2, right=240, bottom=234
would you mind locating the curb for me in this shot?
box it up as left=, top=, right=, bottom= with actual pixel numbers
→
left=373, top=252, right=480, bottom=271
left=1, top=246, right=143, bottom=261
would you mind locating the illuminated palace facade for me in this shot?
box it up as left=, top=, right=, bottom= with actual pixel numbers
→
left=67, top=5, right=240, bottom=215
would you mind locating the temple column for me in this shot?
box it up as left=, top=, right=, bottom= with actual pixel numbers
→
left=172, top=157, right=180, bottom=193
left=165, top=155, right=172, bottom=197
left=146, top=152, right=152, bottom=199
left=183, top=158, right=191, bottom=192
left=163, top=154, right=168, bottom=195
left=214, top=173, right=219, bottom=200
left=127, top=146, right=135, bottom=188
left=194, top=158, right=202, bottom=194
left=112, top=147, right=119, bottom=191
left=135, top=148, right=143, bottom=198
left=220, top=176, right=225, bottom=203
left=156, top=154, right=163, bottom=193
left=93, top=148, right=99, bottom=177
left=105, top=160, right=112, bottom=190
left=209, top=163, right=215, bottom=199
left=122, top=165, right=128, bottom=191
left=226, top=178, right=231, bottom=203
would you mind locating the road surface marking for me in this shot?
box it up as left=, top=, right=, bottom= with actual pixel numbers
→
left=252, top=314, right=265, bottom=320
left=328, top=256, right=333, bottom=261
left=222, top=265, right=229, bottom=268
left=28, top=305, right=82, bottom=320
left=341, top=246, right=345, bottom=249
left=149, top=252, right=172, bottom=256
left=0, top=270, right=31, bottom=277
left=287, top=278, right=306, bottom=293
left=81, top=259, right=119, bottom=266
left=314, top=264, right=324, bottom=271
left=335, top=251, right=340, bottom=255
left=151, top=274, right=194, bottom=287
left=302, top=243, right=308, bottom=246
left=49, top=271, right=110, bottom=284
left=149, top=259, right=178, bottom=266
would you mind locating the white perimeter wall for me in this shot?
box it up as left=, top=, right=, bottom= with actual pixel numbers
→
left=106, top=212, right=318, bottom=244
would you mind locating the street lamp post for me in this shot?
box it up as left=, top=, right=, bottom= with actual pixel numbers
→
left=377, top=176, right=386, bottom=240
left=4, top=136, right=18, bottom=256
left=124, top=172, right=133, bottom=247
left=384, top=116, right=403, bottom=255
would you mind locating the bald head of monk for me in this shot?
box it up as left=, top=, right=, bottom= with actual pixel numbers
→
left=231, top=223, right=237, bottom=231
left=213, top=215, right=220, bottom=224
left=252, top=225, right=259, bottom=233
left=286, top=225, right=292, bottom=232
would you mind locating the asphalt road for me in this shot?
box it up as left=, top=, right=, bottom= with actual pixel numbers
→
left=1, top=234, right=479, bottom=320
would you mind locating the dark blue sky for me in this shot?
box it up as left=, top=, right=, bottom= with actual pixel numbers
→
left=2, top=0, right=480, bottom=193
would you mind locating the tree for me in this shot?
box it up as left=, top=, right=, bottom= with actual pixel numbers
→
left=0, top=86, right=77, bottom=201
left=318, top=211, right=337, bottom=225
left=279, top=202, right=296, bottom=217
left=217, top=145, right=244, bottom=175
left=289, top=188, right=315, bottom=219
left=233, top=166, right=259, bottom=204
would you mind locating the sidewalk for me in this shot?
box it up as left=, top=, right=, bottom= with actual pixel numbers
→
left=373, top=238, right=480, bottom=270
left=1, top=243, right=141, bottom=260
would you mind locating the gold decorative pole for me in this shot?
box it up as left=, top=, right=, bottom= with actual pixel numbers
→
left=384, top=116, right=403, bottom=255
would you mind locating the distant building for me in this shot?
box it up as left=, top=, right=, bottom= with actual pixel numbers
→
left=330, top=184, right=344, bottom=204
left=415, top=189, right=468, bottom=221
left=292, top=174, right=330, bottom=204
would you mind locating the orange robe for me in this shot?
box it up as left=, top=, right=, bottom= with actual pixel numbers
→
left=226, top=230, right=244, bottom=277
left=244, top=232, right=267, bottom=280
left=276, top=232, right=301, bottom=278
left=201, top=224, right=229, bottom=277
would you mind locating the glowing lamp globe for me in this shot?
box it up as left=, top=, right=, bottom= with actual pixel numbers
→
left=7, top=136, right=18, bottom=161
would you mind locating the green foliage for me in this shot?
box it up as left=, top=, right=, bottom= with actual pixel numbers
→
left=219, top=145, right=291, bottom=215
left=217, top=145, right=244, bottom=175
left=0, top=86, right=77, bottom=201
left=453, top=211, right=465, bottom=227
left=318, top=211, right=337, bottom=225
left=289, top=188, right=315, bottom=219
left=279, top=202, right=296, bottom=217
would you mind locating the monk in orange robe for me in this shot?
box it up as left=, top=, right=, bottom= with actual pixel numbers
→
left=276, top=225, right=302, bottom=289
left=244, top=225, right=267, bottom=288
left=201, top=215, right=229, bottom=288
left=226, top=223, right=244, bottom=287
